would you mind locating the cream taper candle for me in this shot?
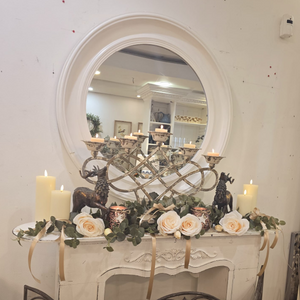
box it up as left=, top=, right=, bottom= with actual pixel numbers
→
left=243, top=180, right=258, bottom=208
left=35, top=170, right=56, bottom=221
left=236, top=190, right=253, bottom=216
left=50, top=185, right=71, bottom=220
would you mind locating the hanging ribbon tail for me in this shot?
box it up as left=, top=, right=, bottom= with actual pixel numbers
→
left=270, top=228, right=279, bottom=249
left=59, top=226, right=66, bottom=281
left=257, top=229, right=270, bottom=277
left=146, top=234, right=156, bottom=300
left=184, top=238, right=191, bottom=269
left=28, top=221, right=52, bottom=283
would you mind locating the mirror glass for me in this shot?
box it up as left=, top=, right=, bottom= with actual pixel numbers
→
left=86, top=45, right=208, bottom=177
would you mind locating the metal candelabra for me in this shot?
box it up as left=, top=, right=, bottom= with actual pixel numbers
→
left=81, top=129, right=224, bottom=203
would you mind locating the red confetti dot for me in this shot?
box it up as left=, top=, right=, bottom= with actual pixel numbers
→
left=270, top=66, right=272, bottom=68
left=268, top=75, right=270, bottom=77
left=62, top=0, right=65, bottom=2
left=274, top=73, right=276, bottom=75
left=72, top=30, right=75, bottom=33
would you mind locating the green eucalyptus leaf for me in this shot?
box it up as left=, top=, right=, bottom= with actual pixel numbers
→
left=104, top=246, right=114, bottom=252
left=195, top=234, right=200, bottom=239
left=200, top=229, right=206, bottom=236
left=279, top=220, right=286, bottom=226
left=117, top=232, right=126, bottom=242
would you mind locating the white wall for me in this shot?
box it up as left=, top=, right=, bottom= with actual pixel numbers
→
left=86, top=92, right=145, bottom=137
left=1, top=1, right=300, bottom=299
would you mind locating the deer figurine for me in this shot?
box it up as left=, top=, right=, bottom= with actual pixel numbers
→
left=72, top=166, right=109, bottom=218
left=212, top=172, right=234, bottom=213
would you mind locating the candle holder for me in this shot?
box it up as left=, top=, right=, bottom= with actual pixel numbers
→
left=202, top=154, right=224, bottom=169
left=191, top=207, right=211, bottom=231
left=83, top=140, right=107, bottom=158
left=80, top=130, right=225, bottom=205
left=179, top=147, right=199, bottom=158
left=108, top=206, right=129, bottom=229
left=119, top=138, right=138, bottom=149
left=148, top=131, right=172, bottom=143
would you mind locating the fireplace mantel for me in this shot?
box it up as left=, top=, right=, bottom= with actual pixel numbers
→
left=14, top=223, right=262, bottom=300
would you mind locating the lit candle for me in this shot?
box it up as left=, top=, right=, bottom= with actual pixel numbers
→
left=243, top=180, right=258, bottom=208
left=155, top=125, right=168, bottom=133
left=184, top=141, right=196, bottom=149
left=124, top=133, right=137, bottom=140
left=110, top=136, right=119, bottom=142
left=50, top=185, right=71, bottom=220
left=35, top=170, right=56, bottom=221
left=91, top=134, right=104, bottom=143
left=161, top=143, right=168, bottom=148
left=110, top=206, right=127, bottom=210
left=133, top=129, right=144, bottom=136
left=236, top=190, right=254, bottom=216
left=207, top=149, right=219, bottom=156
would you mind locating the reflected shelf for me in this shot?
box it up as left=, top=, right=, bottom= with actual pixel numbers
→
left=174, top=121, right=207, bottom=126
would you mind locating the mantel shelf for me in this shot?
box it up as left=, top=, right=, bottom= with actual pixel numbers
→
left=150, top=121, right=171, bottom=126
left=13, top=222, right=266, bottom=244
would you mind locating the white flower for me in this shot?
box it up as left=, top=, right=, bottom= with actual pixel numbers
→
left=174, top=231, right=181, bottom=239
left=104, top=228, right=113, bottom=236
left=73, top=212, right=105, bottom=237
left=219, top=210, right=249, bottom=236
left=179, top=214, right=202, bottom=237
left=157, top=211, right=181, bottom=235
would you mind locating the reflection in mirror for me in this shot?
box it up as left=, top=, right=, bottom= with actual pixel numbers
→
left=86, top=45, right=208, bottom=178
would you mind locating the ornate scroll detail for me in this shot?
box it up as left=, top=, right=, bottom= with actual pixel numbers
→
left=124, top=248, right=217, bottom=263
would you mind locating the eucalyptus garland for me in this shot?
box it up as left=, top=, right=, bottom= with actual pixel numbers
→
left=86, top=113, right=102, bottom=137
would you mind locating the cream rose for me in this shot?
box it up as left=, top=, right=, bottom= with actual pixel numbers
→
left=179, top=214, right=202, bottom=237
left=219, top=210, right=249, bottom=236
left=73, top=212, right=105, bottom=237
left=157, top=211, right=181, bottom=235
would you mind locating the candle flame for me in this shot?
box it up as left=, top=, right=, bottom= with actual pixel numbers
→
left=44, top=170, right=48, bottom=177
left=114, top=136, right=116, bottom=139
left=138, top=129, right=141, bottom=133
left=60, top=185, right=64, bottom=192
left=250, top=179, right=253, bottom=184
left=130, top=133, right=132, bottom=136
left=162, top=143, right=164, bottom=145
left=244, top=190, right=247, bottom=195
left=96, top=134, right=99, bottom=138
left=212, top=149, right=215, bottom=153
left=190, top=141, right=192, bottom=144
left=160, top=125, right=163, bottom=129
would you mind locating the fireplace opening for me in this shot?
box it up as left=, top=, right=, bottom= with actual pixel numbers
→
left=104, top=266, right=229, bottom=300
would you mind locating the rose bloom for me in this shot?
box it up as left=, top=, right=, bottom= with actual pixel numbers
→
left=73, top=212, right=105, bottom=237
left=157, top=211, right=181, bottom=235
left=219, top=210, right=249, bottom=236
left=179, top=214, right=202, bottom=237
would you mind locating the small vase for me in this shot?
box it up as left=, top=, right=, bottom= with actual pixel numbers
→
left=191, top=207, right=211, bottom=231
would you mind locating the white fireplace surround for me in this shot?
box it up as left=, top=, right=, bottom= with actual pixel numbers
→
left=19, top=230, right=260, bottom=300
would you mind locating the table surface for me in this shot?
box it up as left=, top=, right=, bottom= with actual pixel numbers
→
left=12, top=222, right=265, bottom=243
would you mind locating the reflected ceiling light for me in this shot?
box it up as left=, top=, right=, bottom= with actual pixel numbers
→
left=137, top=95, right=141, bottom=98
left=88, top=87, right=93, bottom=91
left=95, top=70, right=101, bottom=75
left=155, top=82, right=172, bottom=88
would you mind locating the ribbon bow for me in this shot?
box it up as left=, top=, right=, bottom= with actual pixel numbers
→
left=28, top=219, right=71, bottom=283
left=139, top=203, right=175, bottom=225
left=250, top=207, right=279, bottom=276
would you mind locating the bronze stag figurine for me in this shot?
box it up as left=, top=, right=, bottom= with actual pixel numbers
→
left=72, top=166, right=109, bottom=218
left=212, top=172, right=234, bottom=213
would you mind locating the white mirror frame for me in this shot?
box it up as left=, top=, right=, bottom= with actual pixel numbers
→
left=56, top=14, right=232, bottom=201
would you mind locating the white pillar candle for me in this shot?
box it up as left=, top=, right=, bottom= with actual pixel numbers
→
left=133, top=130, right=144, bottom=136
left=184, top=141, right=196, bottom=149
left=243, top=180, right=258, bottom=208
left=35, top=170, right=56, bottom=221
left=124, top=133, right=137, bottom=140
left=50, top=185, right=71, bottom=220
left=236, top=190, right=254, bottom=216
left=91, top=134, right=104, bottom=143
left=155, top=125, right=167, bottom=132
left=207, top=149, right=219, bottom=156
